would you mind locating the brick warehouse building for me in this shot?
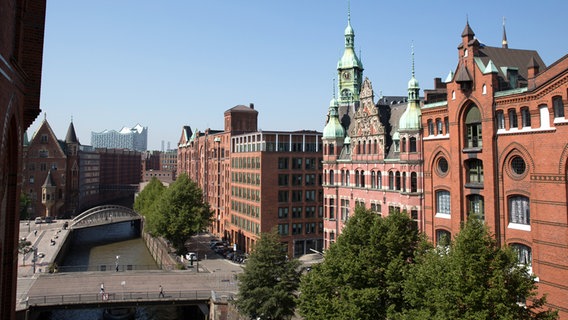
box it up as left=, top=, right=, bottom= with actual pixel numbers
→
left=322, top=13, right=424, bottom=248
left=178, top=104, right=324, bottom=257
left=0, top=1, right=47, bottom=319
left=22, top=118, right=142, bottom=218
left=421, top=22, right=568, bottom=316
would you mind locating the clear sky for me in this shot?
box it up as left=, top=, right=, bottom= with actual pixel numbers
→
left=29, top=0, right=568, bottom=151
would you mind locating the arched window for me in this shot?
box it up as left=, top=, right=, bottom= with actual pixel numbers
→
left=508, top=109, right=518, bottom=129
left=373, top=139, right=378, bottom=154
left=346, top=170, right=350, bottom=186
left=553, top=96, right=565, bottom=118
left=436, top=229, right=451, bottom=246
left=511, top=243, right=532, bottom=274
left=355, top=170, right=360, bottom=187
left=539, top=104, right=550, bottom=128
left=341, top=169, right=345, bottom=186
left=377, top=171, right=382, bottom=189
left=371, top=171, right=376, bottom=188
left=329, top=170, right=334, bottom=185
left=402, top=172, right=407, bottom=192
left=362, top=140, right=366, bottom=154
left=436, top=190, right=450, bottom=215
left=409, top=137, right=417, bottom=152
left=401, top=138, right=407, bottom=152
left=395, top=171, right=401, bottom=190
left=521, top=107, right=531, bottom=128
left=388, top=171, right=394, bottom=190
left=465, top=105, right=482, bottom=148
left=360, top=171, right=365, bottom=188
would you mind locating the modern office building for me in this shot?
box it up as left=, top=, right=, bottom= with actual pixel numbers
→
left=321, top=12, right=424, bottom=249
left=0, top=1, right=47, bottom=318
left=178, top=105, right=324, bottom=257
left=91, top=124, right=148, bottom=152
left=421, top=22, right=568, bottom=317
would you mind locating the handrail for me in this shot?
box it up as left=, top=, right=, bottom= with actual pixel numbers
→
left=26, top=289, right=229, bottom=307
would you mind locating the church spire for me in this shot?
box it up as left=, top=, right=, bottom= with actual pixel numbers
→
left=502, top=17, right=508, bottom=48
left=337, top=0, right=363, bottom=105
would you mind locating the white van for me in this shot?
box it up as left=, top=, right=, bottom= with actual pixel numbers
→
left=34, top=217, right=42, bottom=224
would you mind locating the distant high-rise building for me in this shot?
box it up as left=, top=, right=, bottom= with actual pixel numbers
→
left=91, top=124, right=148, bottom=152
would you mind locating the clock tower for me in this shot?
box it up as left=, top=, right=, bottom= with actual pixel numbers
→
left=337, top=5, right=363, bottom=107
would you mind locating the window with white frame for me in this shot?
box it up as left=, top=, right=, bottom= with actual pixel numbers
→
left=436, top=190, right=451, bottom=216
left=340, top=199, right=349, bottom=221
left=509, top=196, right=530, bottom=225
left=511, top=243, right=532, bottom=274
left=465, top=105, right=482, bottom=148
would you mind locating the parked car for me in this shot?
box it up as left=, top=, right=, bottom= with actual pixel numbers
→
left=34, top=217, right=42, bottom=224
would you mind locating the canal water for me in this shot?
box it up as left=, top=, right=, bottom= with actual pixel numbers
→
left=41, top=222, right=203, bottom=320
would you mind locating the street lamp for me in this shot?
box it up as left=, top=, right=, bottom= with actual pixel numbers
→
left=115, top=255, right=120, bottom=272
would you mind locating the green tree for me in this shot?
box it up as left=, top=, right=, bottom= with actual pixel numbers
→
left=18, top=238, right=32, bottom=266
left=151, top=174, right=213, bottom=254
left=134, top=177, right=166, bottom=234
left=235, top=229, right=301, bottom=320
left=400, top=218, right=558, bottom=320
left=297, top=207, right=422, bottom=320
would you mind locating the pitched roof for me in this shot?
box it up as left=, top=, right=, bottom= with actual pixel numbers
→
left=475, top=45, right=546, bottom=84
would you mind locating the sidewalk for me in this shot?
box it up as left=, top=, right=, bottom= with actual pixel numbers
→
left=16, top=219, right=70, bottom=310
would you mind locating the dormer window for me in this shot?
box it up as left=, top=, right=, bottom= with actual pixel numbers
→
left=464, top=49, right=468, bottom=57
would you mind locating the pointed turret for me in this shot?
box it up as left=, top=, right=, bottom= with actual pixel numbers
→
left=65, top=120, right=79, bottom=144
left=323, top=97, right=345, bottom=140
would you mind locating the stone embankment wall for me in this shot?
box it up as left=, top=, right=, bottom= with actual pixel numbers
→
left=142, top=231, right=178, bottom=270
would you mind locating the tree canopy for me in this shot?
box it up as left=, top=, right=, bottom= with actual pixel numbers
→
left=297, top=207, right=422, bottom=320
left=400, top=218, right=558, bottom=320
left=134, top=174, right=213, bottom=254
left=235, top=229, right=301, bottom=320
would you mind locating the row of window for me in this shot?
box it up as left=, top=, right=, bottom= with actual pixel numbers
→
left=436, top=229, right=532, bottom=267
left=435, top=190, right=530, bottom=226
left=278, top=190, right=320, bottom=203
left=427, top=117, right=450, bottom=136
left=326, top=169, right=418, bottom=192
left=230, top=214, right=260, bottom=235
left=26, top=163, right=57, bottom=171
left=278, top=206, right=323, bottom=219
left=231, top=200, right=260, bottom=218
left=231, top=157, right=260, bottom=169
left=231, top=172, right=260, bottom=185
left=231, top=187, right=260, bottom=202
left=278, top=222, right=323, bottom=235
left=278, top=173, right=321, bottom=186
left=278, top=157, right=321, bottom=170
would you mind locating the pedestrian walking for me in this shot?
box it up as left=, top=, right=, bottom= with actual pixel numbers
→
left=159, top=285, right=165, bottom=298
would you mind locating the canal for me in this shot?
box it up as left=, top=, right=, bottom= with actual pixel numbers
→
left=41, top=222, right=203, bottom=320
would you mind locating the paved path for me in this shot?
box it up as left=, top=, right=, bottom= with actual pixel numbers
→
left=16, top=225, right=243, bottom=311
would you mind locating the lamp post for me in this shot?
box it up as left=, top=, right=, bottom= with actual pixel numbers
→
left=115, top=255, right=120, bottom=272
left=27, top=205, right=32, bottom=233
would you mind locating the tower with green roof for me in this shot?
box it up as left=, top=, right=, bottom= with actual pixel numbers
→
left=337, top=4, right=363, bottom=107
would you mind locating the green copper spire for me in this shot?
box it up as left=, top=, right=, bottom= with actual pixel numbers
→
left=337, top=0, right=363, bottom=105
left=323, top=90, right=345, bottom=139
left=399, top=44, right=422, bottom=131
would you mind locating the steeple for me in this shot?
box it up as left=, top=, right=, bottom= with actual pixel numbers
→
left=65, top=118, right=79, bottom=144
left=502, top=17, right=508, bottom=49
left=323, top=87, right=345, bottom=140
left=337, top=0, right=363, bottom=105
left=399, top=45, right=422, bottom=131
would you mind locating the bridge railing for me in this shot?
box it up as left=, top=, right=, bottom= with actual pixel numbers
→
left=27, top=289, right=224, bottom=307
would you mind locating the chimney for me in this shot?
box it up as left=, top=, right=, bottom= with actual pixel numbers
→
left=249, top=103, right=254, bottom=109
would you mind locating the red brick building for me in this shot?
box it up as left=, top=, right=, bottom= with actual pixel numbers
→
left=322, top=14, right=424, bottom=249
left=178, top=105, right=324, bottom=257
left=421, top=22, right=568, bottom=317
left=22, top=119, right=142, bottom=218
left=0, top=1, right=47, bottom=318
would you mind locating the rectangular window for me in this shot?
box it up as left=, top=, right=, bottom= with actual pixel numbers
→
left=466, top=123, right=482, bottom=148
left=509, top=196, right=530, bottom=225
left=278, top=224, right=289, bottom=235
left=292, top=223, right=303, bottom=235
left=436, top=190, right=451, bottom=215
left=318, top=206, right=323, bottom=218
left=40, top=134, right=48, bottom=144
left=292, top=174, right=303, bottom=186
left=370, top=202, right=381, bottom=215
left=467, top=159, right=484, bottom=185
left=292, top=158, right=303, bottom=169
left=292, top=190, right=303, bottom=202
left=39, top=150, right=49, bottom=158
left=468, top=195, right=484, bottom=220
left=553, top=96, right=565, bottom=118
left=305, top=190, right=316, bottom=202
left=329, top=198, right=335, bottom=219
left=306, top=222, right=316, bottom=234
left=278, top=174, right=289, bottom=186
left=278, top=157, right=289, bottom=169
left=436, top=118, right=443, bottom=135
left=278, top=191, right=289, bottom=202
left=278, top=207, right=289, bottom=219
left=305, top=206, right=316, bottom=218
left=444, top=117, right=449, bottom=135
left=292, top=207, right=302, bottom=219
left=427, top=119, right=434, bottom=136
left=305, top=158, right=316, bottom=170
left=305, top=174, right=316, bottom=186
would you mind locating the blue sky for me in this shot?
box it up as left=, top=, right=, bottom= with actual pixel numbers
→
left=30, top=0, right=567, bottom=151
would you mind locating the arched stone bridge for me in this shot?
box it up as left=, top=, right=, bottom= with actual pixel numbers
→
left=69, top=205, right=142, bottom=229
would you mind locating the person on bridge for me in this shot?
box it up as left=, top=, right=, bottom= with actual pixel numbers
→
left=159, top=285, right=164, bottom=298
